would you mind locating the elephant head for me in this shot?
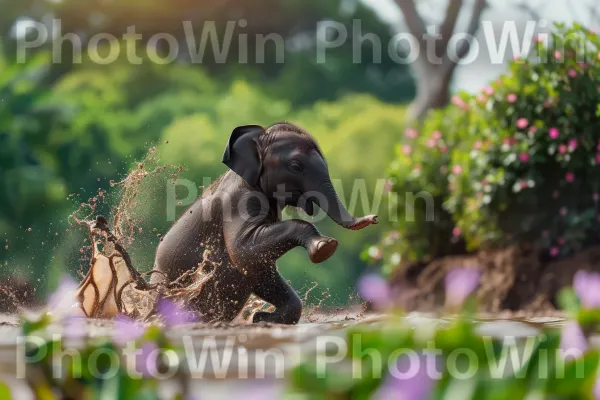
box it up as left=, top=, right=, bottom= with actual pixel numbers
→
left=222, top=123, right=378, bottom=230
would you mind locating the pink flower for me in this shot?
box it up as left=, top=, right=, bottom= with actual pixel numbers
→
left=402, top=144, right=412, bottom=155
left=554, top=50, right=562, bottom=60
left=558, top=237, right=566, bottom=246
left=520, top=180, right=528, bottom=189
left=560, top=207, right=568, bottom=216
left=574, top=270, right=600, bottom=308
left=383, top=179, right=394, bottom=194
left=376, top=353, right=438, bottom=400
left=476, top=95, right=487, bottom=104
left=368, top=246, right=383, bottom=260
left=559, top=321, right=588, bottom=357
left=593, top=193, right=599, bottom=202
left=358, top=274, right=391, bottom=310
left=426, top=138, right=437, bottom=148
left=529, top=126, right=538, bottom=134
left=519, top=152, right=529, bottom=162
left=452, top=227, right=461, bottom=237
left=405, top=128, right=419, bottom=139
left=596, top=153, right=600, bottom=164
left=553, top=190, right=560, bottom=199
left=568, top=69, right=577, bottom=78
left=113, top=315, right=145, bottom=346
left=558, top=144, right=568, bottom=154
left=445, top=268, right=481, bottom=308
left=451, top=95, right=469, bottom=110
left=439, top=145, right=448, bottom=153
left=516, top=118, right=529, bottom=129
left=548, top=127, right=560, bottom=139
left=452, top=165, right=463, bottom=175
left=550, top=247, right=560, bottom=257
left=568, top=139, right=578, bottom=150
left=507, top=93, right=518, bottom=103
left=48, top=277, right=80, bottom=319
left=157, top=298, right=197, bottom=326
left=63, top=316, right=87, bottom=341
left=432, top=131, right=442, bottom=140
left=483, top=86, right=494, bottom=96
left=135, top=341, right=160, bottom=377
left=565, top=172, right=575, bottom=183
left=473, top=141, right=482, bottom=150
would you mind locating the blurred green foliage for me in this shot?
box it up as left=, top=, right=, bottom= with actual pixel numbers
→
left=374, top=24, right=600, bottom=272
left=0, top=0, right=416, bottom=303
left=0, top=50, right=408, bottom=304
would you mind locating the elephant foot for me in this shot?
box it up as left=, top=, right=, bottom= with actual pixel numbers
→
left=308, top=236, right=338, bottom=264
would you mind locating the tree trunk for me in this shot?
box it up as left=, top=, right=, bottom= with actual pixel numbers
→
left=395, top=0, right=487, bottom=124
left=407, top=65, right=453, bottom=122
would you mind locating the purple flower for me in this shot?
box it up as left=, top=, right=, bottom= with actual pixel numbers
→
left=594, top=374, right=600, bottom=400
left=48, top=277, right=80, bottom=318
left=445, top=268, right=481, bottom=308
left=236, top=380, right=282, bottom=400
left=358, top=274, right=392, bottom=310
left=375, top=353, right=438, bottom=400
left=113, top=314, right=145, bottom=346
left=63, top=315, right=87, bottom=341
left=573, top=270, right=600, bottom=309
left=559, top=321, right=587, bottom=358
left=136, top=341, right=159, bottom=377
left=157, top=298, right=197, bottom=326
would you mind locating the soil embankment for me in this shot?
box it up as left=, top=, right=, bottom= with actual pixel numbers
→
left=390, top=245, right=600, bottom=315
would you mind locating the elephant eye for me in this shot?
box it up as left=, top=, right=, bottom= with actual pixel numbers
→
left=287, top=160, right=304, bottom=174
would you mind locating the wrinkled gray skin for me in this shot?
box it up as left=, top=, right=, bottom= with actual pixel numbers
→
left=153, top=122, right=378, bottom=324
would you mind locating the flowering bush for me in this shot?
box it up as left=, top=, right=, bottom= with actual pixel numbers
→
left=375, top=24, right=600, bottom=268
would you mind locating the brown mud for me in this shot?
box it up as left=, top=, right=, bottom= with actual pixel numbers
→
left=390, top=243, right=600, bottom=316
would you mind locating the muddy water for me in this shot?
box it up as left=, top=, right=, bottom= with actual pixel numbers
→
left=0, top=312, right=567, bottom=399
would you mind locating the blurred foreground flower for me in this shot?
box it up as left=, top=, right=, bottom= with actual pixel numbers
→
left=573, top=270, right=600, bottom=308
left=136, top=341, right=160, bottom=378
left=445, top=268, right=481, bottom=309
left=375, top=353, right=437, bottom=400
left=113, top=314, right=145, bottom=346
left=63, top=315, right=87, bottom=341
left=559, top=321, right=587, bottom=357
left=158, top=298, right=197, bottom=325
left=47, top=277, right=81, bottom=319
left=358, top=274, right=392, bottom=310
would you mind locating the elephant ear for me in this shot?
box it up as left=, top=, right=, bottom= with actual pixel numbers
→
left=222, top=125, right=265, bottom=186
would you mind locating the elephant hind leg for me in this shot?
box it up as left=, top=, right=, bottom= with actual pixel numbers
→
left=252, top=268, right=302, bottom=325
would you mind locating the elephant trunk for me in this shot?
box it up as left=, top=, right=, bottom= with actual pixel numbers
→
left=316, top=179, right=378, bottom=231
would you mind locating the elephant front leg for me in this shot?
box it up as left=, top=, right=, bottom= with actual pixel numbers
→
left=252, top=267, right=302, bottom=324
left=233, top=220, right=338, bottom=264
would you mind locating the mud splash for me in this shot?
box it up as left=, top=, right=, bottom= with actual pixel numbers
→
left=66, top=147, right=335, bottom=324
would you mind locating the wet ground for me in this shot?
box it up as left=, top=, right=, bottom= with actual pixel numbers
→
left=0, top=311, right=569, bottom=399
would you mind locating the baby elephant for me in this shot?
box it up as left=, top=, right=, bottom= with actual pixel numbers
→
left=153, top=122, right=378, bottom=324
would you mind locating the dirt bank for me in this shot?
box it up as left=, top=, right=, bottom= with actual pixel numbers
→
left=390, top=244, right=600, bottom=315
